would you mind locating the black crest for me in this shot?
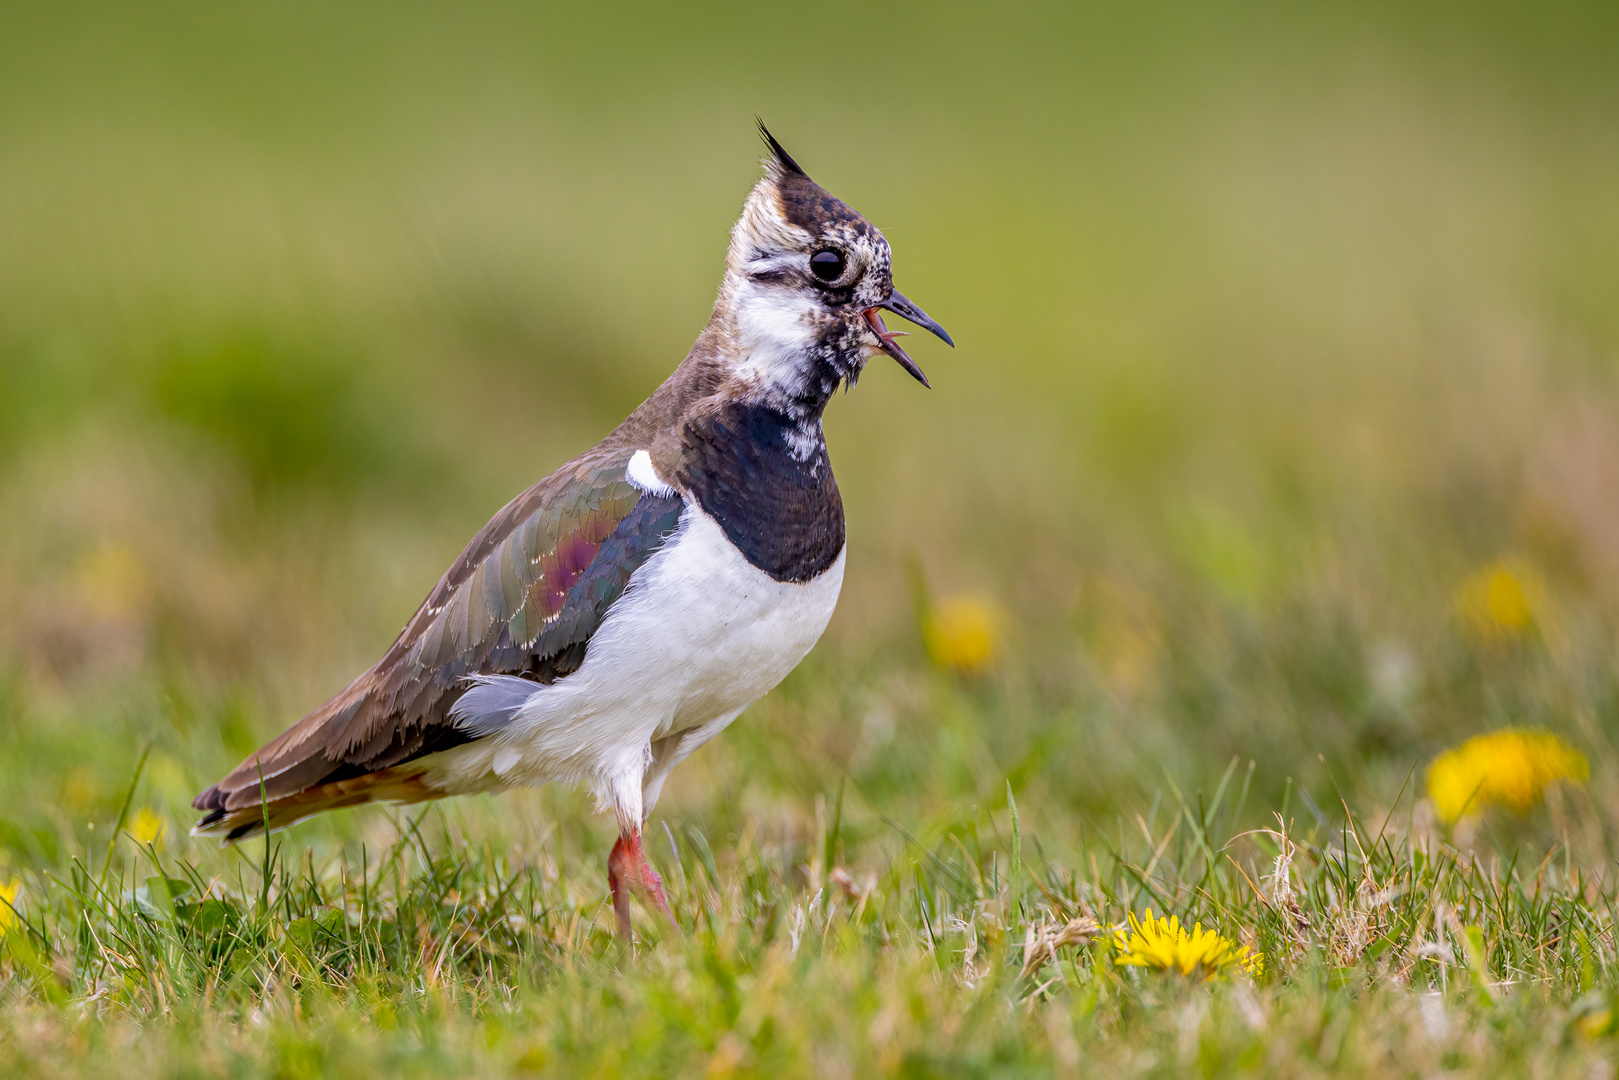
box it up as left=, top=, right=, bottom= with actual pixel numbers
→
left=756, top=119, right=808, bottom=179
left=754, top=121, right=870, bottom=236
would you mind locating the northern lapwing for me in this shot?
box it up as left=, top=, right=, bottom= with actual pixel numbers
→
left=191, top=125, right=953, bottom=939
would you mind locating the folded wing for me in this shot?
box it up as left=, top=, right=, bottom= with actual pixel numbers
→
left=192, top=446, right=684, bottom=839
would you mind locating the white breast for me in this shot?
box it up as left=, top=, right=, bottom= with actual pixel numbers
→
left=424, top=503, right=844, bottom=824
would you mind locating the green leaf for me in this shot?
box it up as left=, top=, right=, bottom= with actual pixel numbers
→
left=1462, top=925, right=1494, bottom=1005
left=1006, top=780, right=1022, bottom=890
left=181, top=898, right=234, bottom=936
left=5, top=929, right=69, bottom=1006
left=286, top=917, right=320, bottom=949
left=1364, top=934, right=1398, bottom=963
left=134, top=876, right=192, bottom=920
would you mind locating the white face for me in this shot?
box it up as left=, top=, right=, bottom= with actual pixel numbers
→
left=718, top=166, right=900, bottom=406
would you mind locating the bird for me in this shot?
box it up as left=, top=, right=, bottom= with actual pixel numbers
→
left=190, top=124, right=953, bottom=940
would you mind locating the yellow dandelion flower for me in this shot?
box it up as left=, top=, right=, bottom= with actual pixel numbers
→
left=0, top=879, right=22, bottom=934
left=923, top=594, right=1004, bottom=674
left=1113, top=908, right=1261, bottom=981
left=1427, top=728, right=1588, bottom=823
left=129, top=807, right=167, bottom=848
left=1454, top=559, right=1543, bottom=643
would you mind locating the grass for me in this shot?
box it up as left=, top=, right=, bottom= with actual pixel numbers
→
left=4, top=0, right=1619, bottom=1074
left=2, top=750, right=1617, bottom=1076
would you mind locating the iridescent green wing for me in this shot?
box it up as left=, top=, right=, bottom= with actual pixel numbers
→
left=194, top=446, right=684, bottom=819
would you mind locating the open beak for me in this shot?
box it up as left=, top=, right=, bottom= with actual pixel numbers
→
left=863, top=289, right=953, bottom=388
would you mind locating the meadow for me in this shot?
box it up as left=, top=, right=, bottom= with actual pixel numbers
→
left=2, top=1, right=1619, bottom=1074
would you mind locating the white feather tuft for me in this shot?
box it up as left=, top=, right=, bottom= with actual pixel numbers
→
left=626, top=449, right=674, bottom=496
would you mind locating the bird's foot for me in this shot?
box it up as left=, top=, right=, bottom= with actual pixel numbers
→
left=608, top=831, right=680, bottom=942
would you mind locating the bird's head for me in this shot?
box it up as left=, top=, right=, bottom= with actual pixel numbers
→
left=716, top=124, right=952, bottom=409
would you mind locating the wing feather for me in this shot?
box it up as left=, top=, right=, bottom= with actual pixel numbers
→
left=193, top=446, right=684, bottom=827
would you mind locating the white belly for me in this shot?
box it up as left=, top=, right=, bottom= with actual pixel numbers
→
left=424, top=503, right=844, bottom=819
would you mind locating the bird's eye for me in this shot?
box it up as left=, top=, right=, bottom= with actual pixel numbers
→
left=809, top=249, right=846, bottom=282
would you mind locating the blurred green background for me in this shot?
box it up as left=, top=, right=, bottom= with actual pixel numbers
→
left=2, top=0, right=1619, bottom=863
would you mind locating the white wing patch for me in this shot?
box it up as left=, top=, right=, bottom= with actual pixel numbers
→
left=627, top=449, right=674, bottom=496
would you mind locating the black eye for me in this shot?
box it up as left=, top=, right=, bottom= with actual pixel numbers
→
left=809, top=249, right=846, bottom=282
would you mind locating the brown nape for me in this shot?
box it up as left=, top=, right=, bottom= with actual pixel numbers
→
left=603, top=313, right=733, bottom=445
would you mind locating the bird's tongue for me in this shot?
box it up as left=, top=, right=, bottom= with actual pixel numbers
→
left=863, top=308, right=930, bottom=388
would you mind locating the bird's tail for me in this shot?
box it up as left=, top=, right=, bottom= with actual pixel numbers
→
left=191, top=767, right=441, bottom=843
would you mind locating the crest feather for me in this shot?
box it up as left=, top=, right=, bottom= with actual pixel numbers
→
left=756, top=119, right=808, bottom=179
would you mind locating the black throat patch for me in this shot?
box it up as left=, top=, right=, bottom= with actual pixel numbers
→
left=673, top=402, right=845, bottom=583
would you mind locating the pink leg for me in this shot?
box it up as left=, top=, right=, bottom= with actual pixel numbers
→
left=608, top=831, right=678, bottom=941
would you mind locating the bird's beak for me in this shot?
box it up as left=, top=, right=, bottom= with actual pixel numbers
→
left=863, top=289, right=953, bottom=389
